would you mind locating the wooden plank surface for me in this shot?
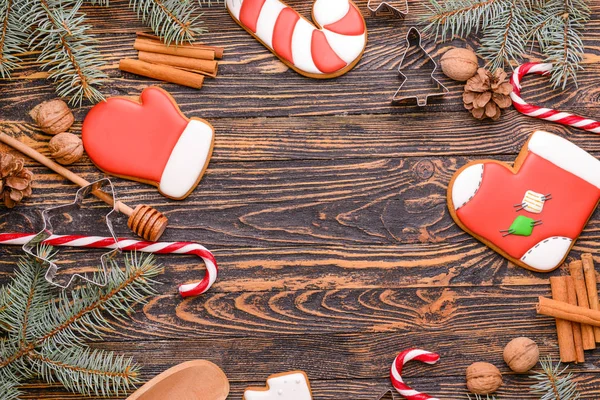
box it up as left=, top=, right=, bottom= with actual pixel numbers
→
left=1, top=0, right=600, bottom=398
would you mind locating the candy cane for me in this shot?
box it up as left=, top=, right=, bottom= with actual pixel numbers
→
left=510, top=62, right=600, bottom=133
left=390, top=349, right=441, bottom=400
left=0, top=233, right=217, bottom=297
left=226, top=0, right=367, bottom=78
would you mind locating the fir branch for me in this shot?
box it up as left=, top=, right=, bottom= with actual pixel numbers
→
left=22, top=0, right=107, bottom=105
left=0, top=0, right=30, bottom=78
left=0, top=248, right=161, bottom=398
left=0, top=379, right=20, bottom=400
left=129, top=0, right=205, bottom=44
left=478, top=0, right=530, bottom=72
left=421, top=0, right=590, bottom=88
left=422, top=0, right=500, bottom=41
left=529, top=0, right=589, bottom=88
left=32, top=346, right=139, bottom=397
left=530, top=355, right=580, bottom=400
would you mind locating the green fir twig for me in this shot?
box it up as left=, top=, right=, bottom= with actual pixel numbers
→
left=0, top=246, right=162, bottom=398
left=421, top=0, right=590, bottom=88
left=22, top=0, right=108, bottom=105
left=129, top=0, right=206, bottom=45
left=0, top=0, right=30, bottom=78
left=530, top=355, right=580, bottom=400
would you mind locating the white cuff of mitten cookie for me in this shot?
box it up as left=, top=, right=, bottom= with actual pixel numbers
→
left=159, top=120, right=214, bottom=199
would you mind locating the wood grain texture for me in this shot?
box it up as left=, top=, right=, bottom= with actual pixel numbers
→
left=1, top=0, right=600, bottom=398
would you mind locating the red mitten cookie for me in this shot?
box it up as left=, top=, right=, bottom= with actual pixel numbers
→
left=82, top=87, right=214, bottom=200
left=448, top=130, right=600, bottom=272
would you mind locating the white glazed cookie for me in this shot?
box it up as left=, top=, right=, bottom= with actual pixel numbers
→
left=226, top=0, right=367, bottom=79
left=243, top=371, right=312, bottom=400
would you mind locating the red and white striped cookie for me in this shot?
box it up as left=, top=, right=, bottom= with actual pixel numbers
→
left=226, top=0, right=367, bottom=78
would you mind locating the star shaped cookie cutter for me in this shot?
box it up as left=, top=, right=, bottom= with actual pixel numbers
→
left=367, top=0, right=408, bottom=18
left=22, top=178, right=120, bottom=289
left=393, top=27, right=449, bottom=106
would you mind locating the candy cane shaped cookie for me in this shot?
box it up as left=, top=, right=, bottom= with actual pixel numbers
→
left=510, top=62, right=600, bottom=133
left=226, top=0, right=367, bottom=78
left=0, top=233, right=217, bottom=298
left=390, top=349, right=441, bottom=400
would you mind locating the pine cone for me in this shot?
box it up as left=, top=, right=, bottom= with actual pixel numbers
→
left=463, top=68, right=513, bottom=121
left=0, top=153, right=34, bottom=208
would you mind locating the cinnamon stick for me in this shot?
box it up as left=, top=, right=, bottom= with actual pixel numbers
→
left=565, top=276, right=585, bottom=362
left=549, top=276, right=577, bottom=363
left=581, top=253, right=600, bottom=342
left=136, top=32, right=225, bottom=59
left=537, top=296, right=600, bottom=326
left=138, top=51, right=218, bottom=75
left=119, top=59, right=204, bottom=89
left=135, top=38, right=216, bottom=61
left=569, top=260, right=596, bottom=349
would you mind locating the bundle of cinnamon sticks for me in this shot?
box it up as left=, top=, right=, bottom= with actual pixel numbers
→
left=119, top=32, right=224, bottom=89
left=536, top=254, right=600, bottom=363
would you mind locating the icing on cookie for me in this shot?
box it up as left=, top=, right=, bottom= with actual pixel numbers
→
left=226, top=0, right=366, bottom=78
left=82, top=87, right=214, bottom=200
left=244, top=372, right=312, bottom=400
left=448, top=130, right=600, bottom=272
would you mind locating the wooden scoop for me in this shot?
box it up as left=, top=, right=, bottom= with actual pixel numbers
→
left=127, top=360, right=229, bottom=400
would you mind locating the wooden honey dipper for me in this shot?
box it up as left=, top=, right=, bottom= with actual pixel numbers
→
left=0, top=133, right=168, bottom=241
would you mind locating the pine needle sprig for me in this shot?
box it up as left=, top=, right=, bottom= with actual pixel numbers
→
left=129, top=0, right=206, bottom=45
left=0, top=379, right=20, bottom=400
left=477, top=0, right=530, bottom=72
left=0, top=0, right=31, bottom=79
left=0, top=246, right=162, bottom=398
left=421, top=0, right=590, bottom=89
left=528, top=0, right=589, bottom=88
left=422, top=0, right=500, bottom=41
left=530, top=355, right=580, bottom=400
left=22, top=0, right=107, bottom=106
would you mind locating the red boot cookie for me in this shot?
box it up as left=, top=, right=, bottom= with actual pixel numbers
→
left=82, top=87, right=214, bottom=200
left=448, top=130, right=600, bottom=272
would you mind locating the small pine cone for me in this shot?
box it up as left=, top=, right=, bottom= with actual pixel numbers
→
left=463, top=68, right=513, bottom=121
left=0, top=153, right=34, bottom=208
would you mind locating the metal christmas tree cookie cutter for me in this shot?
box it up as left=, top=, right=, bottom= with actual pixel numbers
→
left=393, top=27, right=448, bottom=106
left=22, top=178, right=120, bottom=289
left=367, top=0, right=408, bottom=18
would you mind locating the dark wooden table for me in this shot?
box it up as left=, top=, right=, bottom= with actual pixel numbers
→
left=2, top=0, right=600, bottom=398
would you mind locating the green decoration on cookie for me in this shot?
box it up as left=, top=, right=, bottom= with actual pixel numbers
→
left=501, top=215, right=542, bottom=237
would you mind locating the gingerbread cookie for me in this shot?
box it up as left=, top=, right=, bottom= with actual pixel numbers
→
left=127, top=360, right=229, bottom=400
left=448, top=130, right=600, bottom=272
left=82, top=87, right=214, bottom=200
left=226, top=0, right=367, bottom=79
left=244, top=371, right=312, bottom=400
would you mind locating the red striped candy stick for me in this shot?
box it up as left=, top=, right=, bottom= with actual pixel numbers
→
left=390, top=349, right=441, bottom=400
left=510, top=62, right=600, bottom=133
left=0, top=233, right=217, bottom=298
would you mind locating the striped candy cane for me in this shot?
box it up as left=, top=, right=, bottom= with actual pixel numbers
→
left=226, top=0, right=367, bottom=78
left=0, top=233, right=217, bottom=298
left=390, top=349, right=441, bottom=400
left=510, top=62, right=600, bottom=133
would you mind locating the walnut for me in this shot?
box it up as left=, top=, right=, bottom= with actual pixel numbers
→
left=466, top=362, right=502, bottom=395
left=503, top=337, right=539, bottom=373
left=49, top=133, right=84, bottom=165
left=29, top=99, right=74, bottom=135
left=440, top=48, right=479, bottom=81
